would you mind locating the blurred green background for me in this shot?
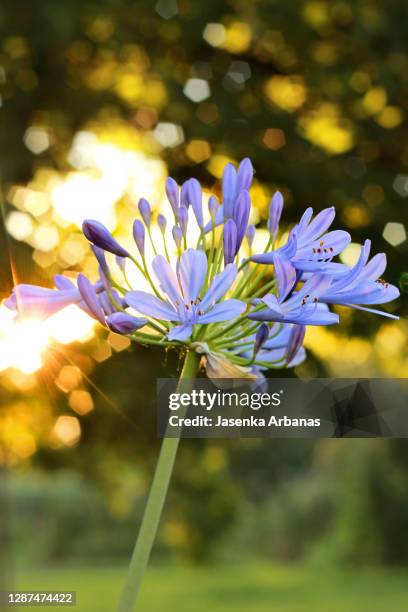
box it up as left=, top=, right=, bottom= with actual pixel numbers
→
left=0, top=1, right=407, bottom=610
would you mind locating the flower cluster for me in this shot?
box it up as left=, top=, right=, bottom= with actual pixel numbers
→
left=5, top=158, right=399, bottom=380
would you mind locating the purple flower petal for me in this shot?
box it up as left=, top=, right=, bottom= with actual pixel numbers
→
left=261, top=294, right=283, bottom=316
left=200, top=264, right=237, bottom=311
left=296, top=207, right=314, bottom=234
left=168, top=323, right=193, bottom=341
left=285, top=275, right=333, bottom=310
left=177, top=249, right=207, bottom=303
left=330, top=239, right=371, bottom=292
left=358, top=253, right=386, bottom=282
left=77, top=274, right=106, bottom=325
left=274, top=252, right=297, bottom=301
left=152, top=255, right=183, bottom=307
left=198, top=298, right=246, bottom=323
left=125, top=290, right=179, bottom=321
left=295, top=230, right=351, bottom=259
left=54, top=275, right=76, bottom=290
left=298, top=207, right=335, bottom=244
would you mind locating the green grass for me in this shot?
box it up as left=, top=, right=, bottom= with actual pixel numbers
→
left=11, top=563, right=408, bottom=611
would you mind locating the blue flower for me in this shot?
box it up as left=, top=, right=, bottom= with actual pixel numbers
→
left=252, top=206, right=351, bottom=300
left=248, top=275, right=339, bottom=326
left=318, top=239, right=400, bottom=318
left=125, top=249, right=246, bottom=341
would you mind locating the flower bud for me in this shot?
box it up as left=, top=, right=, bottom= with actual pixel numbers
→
left=222, top=163, right=237, bottom=218
left=287, top=324, right=306, bottom=365
left=236, top=158, right=254, bottom=194
left=54, top=274, right=76, bottom=290
left=165, top=177, right=179, bottom=216
left=172, top=225, right=183, bottom=250
left=83, top=220, right=129, bottom=258
left=253, top=323, right=269, bottom=356
left=106, top=312, right=148, bottom=335
left=138, top=198, right=151, bottom=227
left=267, top=191, right=284, bottom=239
left=246, top=224, right=255, bottom=248
left=177, top=205, right=188, bottom=237
left=187, top=178, right=204, bottom=229
left=208, top=195, right=219, bottom=223
left=223, top=219, right=238, bottom=265
left=133, top=219, right=145, bottom=255
left=233, top=190, right=251, bottom=252
left=158, top=214, right=167, bottom=235
left=99, top=291, right=115, bottom=316
left=116, top=256, right=126, bottom=272
left=91, top=245, right=109, bottom=275
left=180, top=180, right=189, bottom=208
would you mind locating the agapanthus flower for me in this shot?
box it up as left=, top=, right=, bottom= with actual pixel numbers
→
left=4, top=158, right=399, bottom=381
left=125, top=249, right=246, bottom=341
left=318, top=239, right=399, bottom=318
left=252, top=205, right=351, bottom=299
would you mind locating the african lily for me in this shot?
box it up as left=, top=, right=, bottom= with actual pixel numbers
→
left=4, top=158, right=399, bottom=611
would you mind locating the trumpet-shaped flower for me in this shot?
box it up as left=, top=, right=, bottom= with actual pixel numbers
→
left=252, top=206, right=351, bottom=299
left=125, top=249, right=246, bottom=341
left=318, top=239, right=400, bottom=318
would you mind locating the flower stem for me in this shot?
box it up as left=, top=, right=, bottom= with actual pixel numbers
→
left=117, top=349, right=199, bottom=612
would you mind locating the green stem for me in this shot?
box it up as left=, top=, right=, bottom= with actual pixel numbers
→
left=117, top=349, right=199, bottom=612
